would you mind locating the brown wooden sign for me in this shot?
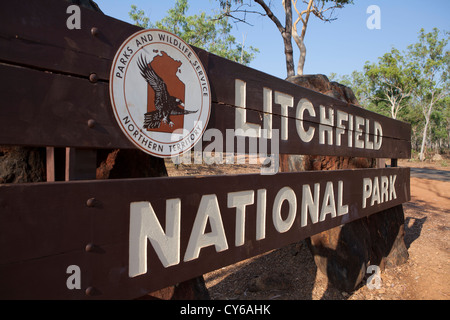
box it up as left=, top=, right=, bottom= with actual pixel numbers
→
left=0, top=167, right=409, bottom=299
left=0, top=0, right=410, bottom=159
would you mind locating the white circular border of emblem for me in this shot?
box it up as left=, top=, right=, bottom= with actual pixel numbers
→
left=109, top=29, right=211, bottom=158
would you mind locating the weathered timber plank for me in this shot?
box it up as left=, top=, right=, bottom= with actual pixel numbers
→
left=0, top=62, right=410, bottom=157
left=0, top=167, right=410, bottom=299
left=0, top=62, right=134, bottom=149
left=0, top=5, right=411, bottom=146
left=0, top=0, right=141, bottom=80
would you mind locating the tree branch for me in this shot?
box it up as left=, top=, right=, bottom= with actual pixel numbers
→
left=254, top=0, right=285, bottom=34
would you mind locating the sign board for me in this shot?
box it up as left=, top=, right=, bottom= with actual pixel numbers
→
left=0, top=0, right=412, bottom=300
left=0, top=167, right=409, bottom=299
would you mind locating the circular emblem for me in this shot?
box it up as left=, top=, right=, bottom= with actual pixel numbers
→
left=109, top=29, right=211, bottom=158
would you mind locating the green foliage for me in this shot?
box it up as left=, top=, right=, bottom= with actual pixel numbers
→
left=129, top=0, right=259, bottom=65
left=430, top=97, right=450, bottom=145
left=332, top=28, right=449, bottom=156
left=363, top=47, right=417, bottom=119
left=407, top=28, right=449, bottom=104
left=407, top=28, right=449, bottom=160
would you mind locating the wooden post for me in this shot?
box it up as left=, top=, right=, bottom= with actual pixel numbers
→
left=46, top=147, right=55, bottom=182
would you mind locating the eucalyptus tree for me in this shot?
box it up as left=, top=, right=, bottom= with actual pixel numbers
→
left=218, top=0, right=353, bottom=77
left=364, top=47, right=417, bottom=120
left=408, top=28, right=449, bottom=161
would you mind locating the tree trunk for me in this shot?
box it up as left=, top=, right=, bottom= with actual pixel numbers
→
left=297, top=40, right=306, bottom=75
left=283, top=0, right=295, bottom=77
left=255, top=0, right=295, bottom=77
left=292, top=33, right=306, bottom=76
left=291, top=0, right=313, bottom=76
left=419, top=119, right=429, bottom=161
left=419, top=102, right=433, bottom=161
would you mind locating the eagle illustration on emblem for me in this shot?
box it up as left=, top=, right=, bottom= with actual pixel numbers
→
left=137, top=54, right=198, bottom=130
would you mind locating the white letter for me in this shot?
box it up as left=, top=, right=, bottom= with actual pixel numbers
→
left=184, top=195, right=228, bottom=262
left=365, top=119, right=374, bottom=149
left=272, top=187, right=297, bottom=233
left=296, top=98, right=316, bottom=143
left=320, top=181, right=337, bottom=221
left=129, top=200, right=181, bottom=277
left=319, top=106, right=334, bottom=145
left=66, top=5, right=81, bottom=30
left=275, top=91, right=294, bottom=141
left=301, top=183, right=320, bottom=227
left=336, top=110, right=348, bottom=147
left=373, top=121, right=383, bottom=150
left=362, top=178, right=372, bottom=208
left=235, top=79, right=261, bottom=138
left=348, top=114, right=354, bottom=147
left=228, top=190, right=254, bottom=246
left=263, top=88, right=272, bottom=139
left=380, top=176, right=389, bottom=203
left=256, top=189, right=267, bottom=240
left=371, top=176, right=381, bottom=206
left=389, top=175, right=397, bottom=200
left=337, top=180, right=349, bottom=216
left=355, top=116, right=365, bottom=148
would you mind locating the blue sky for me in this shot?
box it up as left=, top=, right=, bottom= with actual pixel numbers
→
left=95, top=0, right=450, bottom=80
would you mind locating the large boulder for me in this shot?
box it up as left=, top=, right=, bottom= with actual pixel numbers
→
left=286, top=74, right=409, bottom=292
left=287, top=74, right=360, bottom=106
left=0, top=146, right=46, bottom=183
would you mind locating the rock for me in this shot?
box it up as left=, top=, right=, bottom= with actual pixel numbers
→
left=367, top=205, right=409, bottom=269
left=140, top=277, right=210, bottom=300
left=432, top=153, right=443, bottom=161
left=0, top=146, right=46, bottom=183
left=96, top=149, right=168, bottom=179
left=287, top=74, right=361, bottom=106
left=306, top=220, right=371, bottom=292
left=290, top=241, right=303, bottom=256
